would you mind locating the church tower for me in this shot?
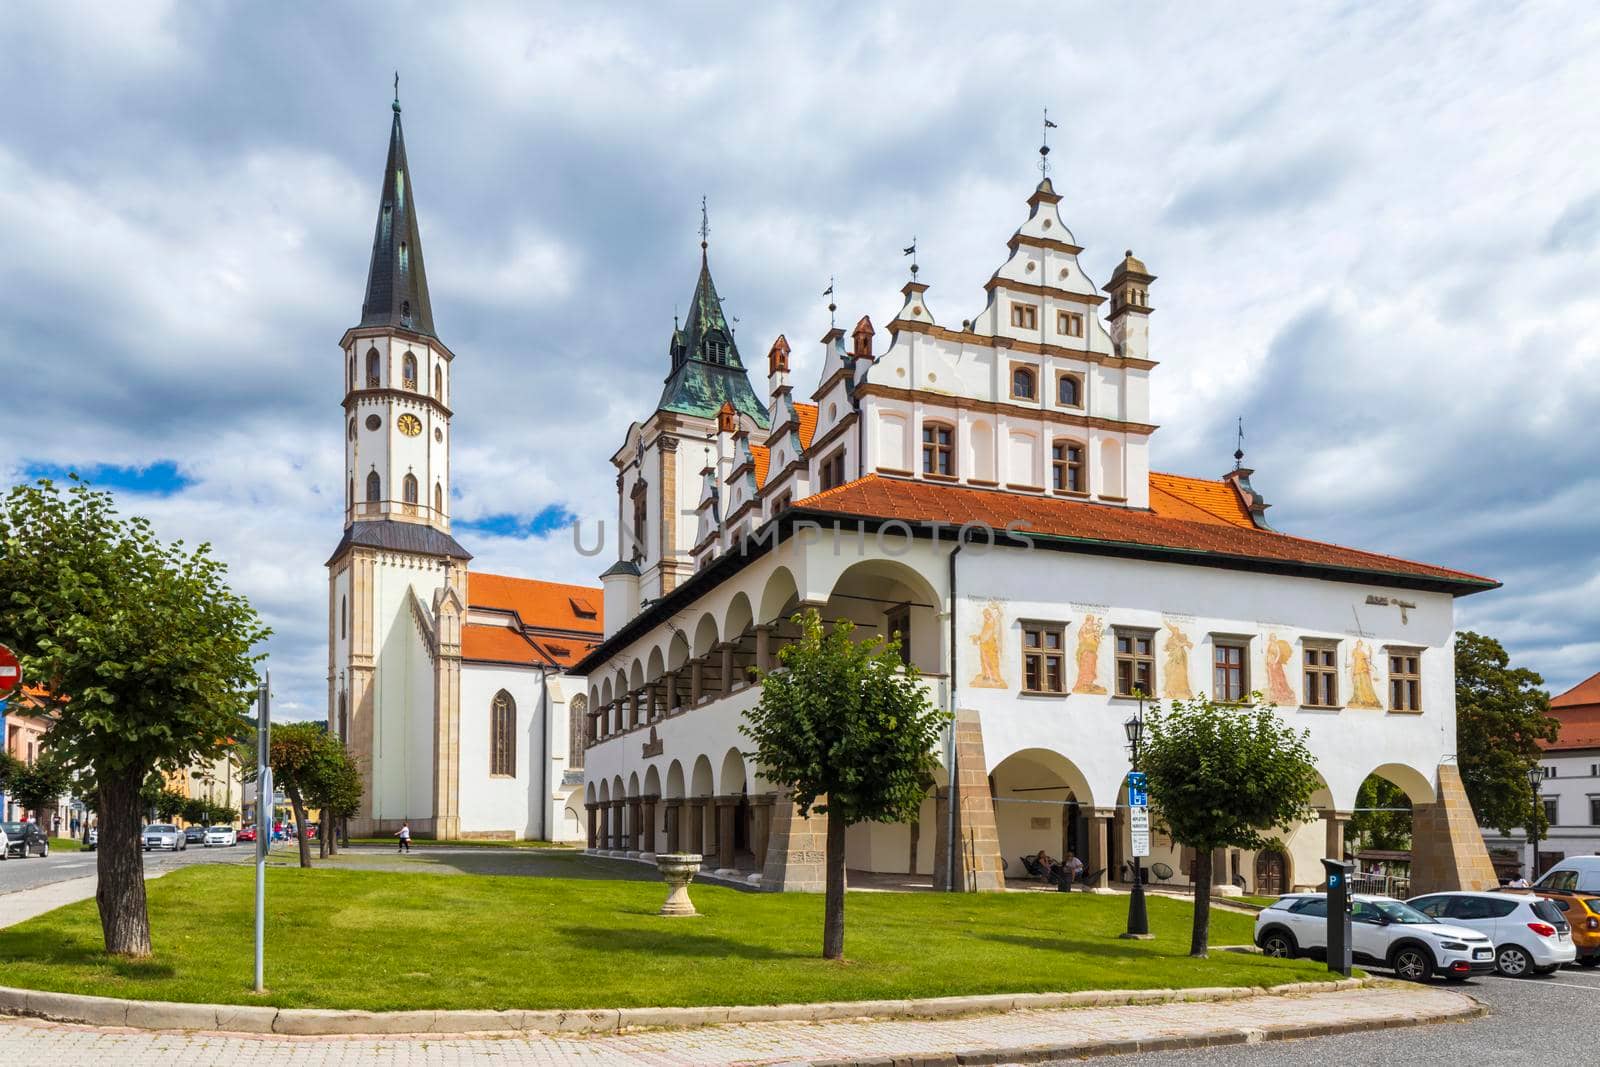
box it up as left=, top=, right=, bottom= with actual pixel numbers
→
left=328, top=92, right=471, bottom=839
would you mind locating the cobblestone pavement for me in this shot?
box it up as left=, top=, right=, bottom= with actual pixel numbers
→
left=0, top=985, right=1470, bottom=1065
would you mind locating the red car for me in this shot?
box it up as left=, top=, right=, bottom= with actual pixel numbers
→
left=237, top=828, right=257, bottom=842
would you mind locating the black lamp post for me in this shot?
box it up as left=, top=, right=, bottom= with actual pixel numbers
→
left=1121, top=695, right=1151, bottom=939
left=1527, top=764, right=1543, bottom=884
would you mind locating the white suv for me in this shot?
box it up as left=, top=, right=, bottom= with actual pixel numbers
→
left=1408, top=890, right=1575, bottom=977
left=1255, top=892, right=1495, bottom=981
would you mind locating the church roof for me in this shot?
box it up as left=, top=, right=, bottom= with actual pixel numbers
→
left=657, top=255, right=769, bottom=426
left=359, top=101, right=437, bottom=339
left=464, top=571, right=603, bottom=669
left=794, top=474, right=1498, bottom=594
left=1545, top=672, right=1600, bottom=750
left=325, top=520, right=472, bottom=565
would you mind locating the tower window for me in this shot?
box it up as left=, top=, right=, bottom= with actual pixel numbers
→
left=366, top=348, right=381, bottom=389
left=1051, top=440, right=1085, bottom=493
left=348, top=354, right=356, bottom=390
left=340, top=596, right=347, bottom=640
left=434, top=481, right=443, bottom=515
left=922, top=422, right=955, bottom=477
left=366, top=471, right=381, bottom=503
left=1057, top=373, right=1083, bottom=407
left=338, top=691, right=348, bottom=744
left=401, top=300, right=411, bottom=327
left=1057, top=311, right=1084, bottom=338
left=1010, top=365, right=1037, bottom=401
left=402, top=352, right=418, bottom=390
left=433, top=365, right=443, bottom=401
left=1009, top=302, right=1038, bottom=330
left=348, top=478, right=354, bottom=510
left=402, top=473, right=419, bottom=505
left=490, top=690, right=516, bottom=777
left=348, top=418, right=356, bottom=441
left=399, top=242, right=408, bottom=272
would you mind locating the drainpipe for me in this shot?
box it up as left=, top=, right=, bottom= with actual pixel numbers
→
left=945, top=539, right=962, bottom=891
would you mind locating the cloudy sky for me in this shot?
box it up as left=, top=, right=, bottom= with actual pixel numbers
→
left=1, top=2, right=1596, bottom=719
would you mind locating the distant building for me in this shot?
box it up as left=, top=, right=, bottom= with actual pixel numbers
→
left=1483, top=670, right=1600, bottom=877
left=1, top=686, right=74, bottom=831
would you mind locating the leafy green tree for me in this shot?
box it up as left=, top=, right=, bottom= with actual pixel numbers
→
left=206, top=801, right=239, bottom=827
left=742, top=609, right=947, bottom=960
left=153, top=788, right=187, bottom=823
left=1142, top=696, right=1321, bottom=956
left=306, top=740, right=362, bottom=858
left=0, top=750, right=72, bottom=823
left=266, top=722, right=357, bottom=867
left=0, top=478, right=266, bottom=956
left=1346, top=776, right=1411, bottom=852
left=180, top=796, right=210, bottom=827
left=1455, top=631, right=1558, bottom=836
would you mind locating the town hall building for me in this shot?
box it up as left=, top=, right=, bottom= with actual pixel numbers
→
left=326, top=97, right=601, bottom=841
left=575, top=162, right=1504, bottom=897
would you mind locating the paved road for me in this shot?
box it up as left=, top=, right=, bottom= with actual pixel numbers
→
left=0, top=840, right=254, bottom=897
left=1105, top=965, right=1600, bottom=1065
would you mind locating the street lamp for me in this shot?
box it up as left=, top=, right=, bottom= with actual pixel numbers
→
left=1122, top=695, right=1151, bottom=939
left=1527, top=764, right=1543, bottom=884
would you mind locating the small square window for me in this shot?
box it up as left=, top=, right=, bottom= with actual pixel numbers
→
left=1022, top=622, right=1067, bottom=694
left=1056, top=310, right=1083, bottom=338
left=1010, top=302, right=1038, bottom=330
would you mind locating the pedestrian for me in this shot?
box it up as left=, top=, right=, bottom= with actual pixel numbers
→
left=70, top=816, right=79, bottom=839
left=1064, top=851, right=1085, bottom=885
left=396, top=821, right=411, bottom=853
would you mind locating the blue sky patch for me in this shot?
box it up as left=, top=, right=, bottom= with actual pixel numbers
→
left=457, top=503, right=576, bottom=538
left=23, top=460, right=191, bottom=496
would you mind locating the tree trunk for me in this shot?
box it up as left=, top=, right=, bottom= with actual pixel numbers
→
left=1189, top=848, right=1213, bottom=958
left=327, top=816, right=339, bottom=856
left=822, top=812, right=847, bottom=960
left=287, top=786, right=312, bottom=868
left=95, top=767, right=152, bottom=957
left=318, top=826, right=328, bottom=860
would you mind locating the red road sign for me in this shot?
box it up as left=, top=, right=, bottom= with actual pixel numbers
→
left=0, top=644, right=19, bottom=695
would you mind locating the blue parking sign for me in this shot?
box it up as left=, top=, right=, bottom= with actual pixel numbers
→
left=1127, top=771, right=1147, bottom=808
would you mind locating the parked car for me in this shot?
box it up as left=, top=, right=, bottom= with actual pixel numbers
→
left=237, top=827, right=257, bottom=843
left=204, top=825, right=238, bottom=847
left=183, top=825, right=206, bottom=845
left=1408, top=890, right=1575, bottom=977
left=1508, top=886, right=1600, bottom=969
left=1255, top=892, right=1495, bottom=981
left=141, top=824, right=186, bottom=852
left=85, top=827, right=98, bottom=851
left=1532, top=856, right=1600, bottom=894
left=0, top=821, right=50, bottom=859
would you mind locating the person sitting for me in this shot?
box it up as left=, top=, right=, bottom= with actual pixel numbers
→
left=1034, top=850, right=1064, bottom=883
left=1063, top=851, right=1085, bottom=885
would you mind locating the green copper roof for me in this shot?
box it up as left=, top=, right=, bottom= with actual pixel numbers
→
left=657, top=255, right=769, bottom=426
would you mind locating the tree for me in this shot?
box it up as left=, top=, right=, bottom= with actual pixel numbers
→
left=742, top=609, right=947, bottom=960
left=152, top=788, right=187, bottom=823
left=180, top=796, right=210, bottom=827
left=206, top=801, right=239, bottom=826
left=0, top=478, right=266, bottom=956
left=1142, top=696, right=1321, bottom=957
left=266, top=723, right=329, bottom=868
left=1346, top=775, right=1411, bottom=851
left=0, top=750, right=72, bottom=824
left=306, top=740, right=362, bottom=858
left=1455, top=631, right=1558, bottom=837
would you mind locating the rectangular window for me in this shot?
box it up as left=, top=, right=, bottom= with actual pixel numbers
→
left=1051, top=441, right=1085, bottom=492
left=922, top=423, right=955, bottom=476
left=1302, top=641, right=1339, bottom=707
left=1114, top=628, right=1155, bottom=697
left=819, top=450, right=846, bottom=490
left=1056, top=373, right=1082, bottom=407
left=1213, top=640, right=1249, bottom=702
left=1009, top=302, right=1038, bottom=329
left=1022, top=622, right=1067, bottom=694
left=1056, top=310, right=1083, bottom=337
left=886, top=607, right=911, bottom=667
left=1387, top=647, right=1422, bottom=712
left=1544, top=798, right=1559, bottom=827
left=1590, top=796, right=1600, bottom=826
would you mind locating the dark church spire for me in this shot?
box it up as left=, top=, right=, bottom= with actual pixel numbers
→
left=360, top=88, right=436, bottom=339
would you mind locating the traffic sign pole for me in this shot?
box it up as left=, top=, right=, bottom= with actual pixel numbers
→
left=254, top=672, right=271, bottom=994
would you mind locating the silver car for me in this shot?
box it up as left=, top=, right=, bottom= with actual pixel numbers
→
left=203, top=825, right=237, bottom=847
left=141, top=824, right=186, bottom=852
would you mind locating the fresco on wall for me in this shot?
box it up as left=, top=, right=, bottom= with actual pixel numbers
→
left=1264, top=632, right=1296, bottom=706
left=969, top=599, right=1008, bottom=689
left=1160, top=622, right=1194, bottom=700
left=1348, top=639, right=1383, bottom=709
left=1072, top=614, right=1107, bottom=694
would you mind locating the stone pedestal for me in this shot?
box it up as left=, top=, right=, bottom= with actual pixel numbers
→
left=932, top=709, right=1006, bottom=892
left=1411, top=763, right=1500, bottom=895
left=656, top=853, right=703, bottom=917
left=760, top=789, right=828, bottom=892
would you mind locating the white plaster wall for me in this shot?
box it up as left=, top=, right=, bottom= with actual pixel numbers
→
left=367, top=556, right=449, bottom=824
left=459, top=663, right=547, bottom=837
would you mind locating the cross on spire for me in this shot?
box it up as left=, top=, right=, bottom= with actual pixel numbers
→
left=393, top=71, right=401, bottom=113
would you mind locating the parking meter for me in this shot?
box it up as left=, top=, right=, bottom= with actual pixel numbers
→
left=1321, top=858, right=1355, bottom=977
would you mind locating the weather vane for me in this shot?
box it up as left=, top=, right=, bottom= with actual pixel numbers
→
left=699, top=195, right=710, bottom=252
left=823, top=276, right=836, bottom=327
left=1234, top=416, right=1246, bottom=470
left=393, top=71, right=400, bottom=112
left=903, top=237, right=918, bottom=279
left=1040, top=108, right=1057, bottom=177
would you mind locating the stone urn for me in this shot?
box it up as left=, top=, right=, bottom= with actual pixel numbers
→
left=656, top=852, right=703, bottom=917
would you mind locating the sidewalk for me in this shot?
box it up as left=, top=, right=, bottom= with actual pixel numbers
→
left=0, top=984, right=1479, bottom=1065
left=0, top=876, right=99, bottom=929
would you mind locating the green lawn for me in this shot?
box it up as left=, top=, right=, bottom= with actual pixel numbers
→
left=47, top=837, right=84, bottom=853
left=345, top=837, right=576, bottom=850
left=0, top=863, right=1330, bottom=1011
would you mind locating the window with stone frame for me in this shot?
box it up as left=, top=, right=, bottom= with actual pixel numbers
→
left=630, top=482, right=648, bottom=562
left=1010, top=302, right=1038, bottom=329
left=490, top=690, right=517, bottom=777
left=1051, top=440, right=1085, bottom=492
left=1303, top=640, right=1339, bottom=707
left=1113, top=627, right=1156, bottom=697
left=569, top=695, right=588, bottom=769
left=1057, top=372, right=1083, bottom=407
left=1011, top=364, right=1038, bottom=400
left=1589, top=795, right=1600, bottom=826
left=402, top=473, right=419, bottom=505
left=1387, top=647, right=1422, bottom=712
left=1021, top=622, right=1067, bottom=694
left=921, top=422, right=955, bottom=476
left=402, top=351, right=418, bottom=390
left=1212, top=638, right=1250, bottom=702
left=1057, top=310, right=1084, bottom=338
left=819, top=450, right=846, bottom=490
left=1544, top=797, right=1559, bottom=826
left=366, top=471, right=381, bottom=503
left=365, top=348, right=381, bottom=388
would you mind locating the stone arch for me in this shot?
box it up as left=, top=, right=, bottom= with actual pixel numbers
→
left=628, top=659, right=644, bottom=691
left=668, top=631, right=690, bottom=671
left=990, top=748, right=1098, bottom=883
left=723, top=591, right=754, bottom=643
left=692, top=612, right=720, bottom=657
left=627, top=771, right=640, bottom=798
left=597, top=779, right=610, bottom=804
left=690, top=754, right=715, bottom=797
left=719, top=747, right=748, bottom=795
left=1365, top=763, right=1436, bottom=805
left=585, top=781, right=596, bottom=805
left=758, top=566, right=800, bottom=626
left=599, top=676, right=613, bottom=707
left=643, top=764, right=662, bottom=798
left=821, top=557, right=943, bottom=669
left=646, top=646, right=666, bottom=683
left=665, top=760, right=686, bottom=799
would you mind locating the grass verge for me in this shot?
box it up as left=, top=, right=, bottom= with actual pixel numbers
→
left=0, top=863, right=1332, bottom=1011
left=46, top=838, right=85, bottom=853
left=344, top=837, right=576, bottom=850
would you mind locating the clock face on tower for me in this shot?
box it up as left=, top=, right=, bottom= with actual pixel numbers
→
left=397, top=413, right=422, bottom=437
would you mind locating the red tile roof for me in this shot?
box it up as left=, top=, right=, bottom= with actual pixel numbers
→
left=750, top=444, right=771, bottom=488
left=462, top=624, right=544, bottom=666
left=794, top=402, right=819, bottom=450
left=794, top=474, right=1496, bottom=590
left=1553, top=670, right=1600, bottom=709
left=1545, top=709, right=1600, bottom=751
left=1149, top=471, right=1255, bottom=528
left=468, top=572, right=603, bottom=636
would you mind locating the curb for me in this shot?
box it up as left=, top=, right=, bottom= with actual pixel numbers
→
left=0, top=977, right=1370, bottom=1037
left=806, top=994, right=1487, bottom=1067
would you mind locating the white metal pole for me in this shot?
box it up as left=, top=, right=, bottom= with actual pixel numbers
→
left=254, top=672, right=271, bottom=993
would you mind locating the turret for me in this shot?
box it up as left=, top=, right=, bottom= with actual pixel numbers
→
left=1104, top=250, right=1155, bottom=362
